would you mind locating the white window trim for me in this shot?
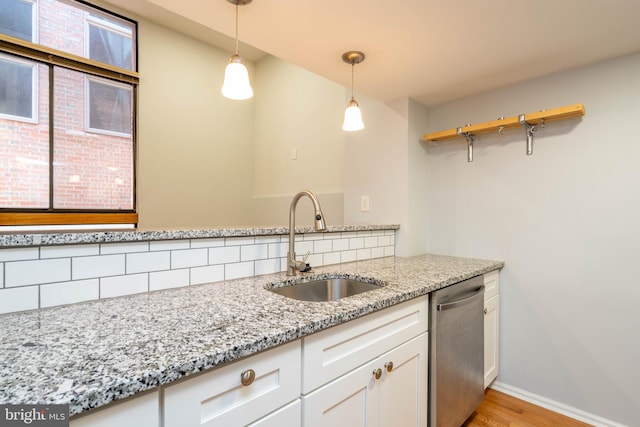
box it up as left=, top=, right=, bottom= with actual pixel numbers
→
left=84, top=74, right=132, bottom=137
left=84, top=13, right=133, bottom=70
left=0, top=52, right=38, bottom=124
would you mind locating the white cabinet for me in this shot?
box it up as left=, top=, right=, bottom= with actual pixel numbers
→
left=69, top=391, right=160, bottom=427
left=301, top=296, right=429, bottom=427
left=164, top=340, right=301, bottom=427
left=302, top=333, right=428, bottom=427
left=483, top=270, right=500, bottom=388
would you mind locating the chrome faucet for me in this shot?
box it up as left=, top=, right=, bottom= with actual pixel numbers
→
left=287, top=190, right=327, bottom=276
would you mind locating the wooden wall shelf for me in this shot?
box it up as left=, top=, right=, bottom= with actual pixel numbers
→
left=423, top=104, right=585, bottom=142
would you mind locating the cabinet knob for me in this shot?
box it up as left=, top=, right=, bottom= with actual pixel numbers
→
left=372, top=368, right=382, bottom=380
left=484, top=308, right=488, bottom=315
left=240, top=369, right=256, bottom=386
left=384, top=361, right=394, bottom=372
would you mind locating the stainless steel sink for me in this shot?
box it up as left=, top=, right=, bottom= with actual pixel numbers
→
left=268, top=277, right=383, bottom=302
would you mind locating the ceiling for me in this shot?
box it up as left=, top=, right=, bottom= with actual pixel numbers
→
left=104, top=0, right=640, bottom=106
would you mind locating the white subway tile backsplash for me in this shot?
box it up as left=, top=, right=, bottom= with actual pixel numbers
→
left=332, top=238, right=349, bottom=251
left=323, top=252, right=341, bottom=266
left=126, top=252, right=170, bottom=274
left=371, top=247, right=385, bottom=259
left=73, top=254, right=125, bottom=280
left=101, top=241, right=149, bottom=254
left=149, top=269, right=189, bottom=291
left=241, top=244, right=268, bottom=262
left=225, top=262, right=254, bottom=280
left=40, top=244, right=99, bottom=259
left=341, top=250, right=357, bottom=263
left=190, top=238, right=225, bottom=249
left=0, top=286, right=39, bottom=314
left=268, top=242, right=287, bottom=259
left=171, top=248, right=208, bottom=269
left=40, top=279, right=99, bottom=308
left=225, top=237, right=255, bottom=246
left=0, top=247, right=39, bottom=262
left=357, top=248, right=372, bottom=260
left=190, top=265, right=224, bottom=285
left=150, top=240, right=190, bottom=252
left=349, top=237, right=365, bottom=250
left=364, top=237, right=379, bottom=248
left=5, top=258, right=70, bottom=287
left=100, top=274, right=149, bottom=298
left=0, top=229, right=396, bottom=314
left=313, top=240, right=332, bottom=253
left=255, top=258, right=281, bottom=276
left=209, top=246, right=240, bottom=265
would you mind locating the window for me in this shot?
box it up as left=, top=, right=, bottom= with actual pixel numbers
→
left=0, top=54, right=37, bottom=122
left=87, top=76, right=133, bottom=136
left=0, top=0, right=139, bottom=226
left=0, top=0, right=35, bottom=42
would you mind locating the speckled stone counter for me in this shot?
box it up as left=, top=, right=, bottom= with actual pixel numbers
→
left=0, top=224, right=400, bottom=247
left=0, top=253, right=503, bottom=416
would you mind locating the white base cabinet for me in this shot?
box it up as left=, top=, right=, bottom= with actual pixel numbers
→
left=484, top=270, right=500, bottom=388
left=69, top=391, right=160, bottom=427
left=302, top=333, right=428, bottom=427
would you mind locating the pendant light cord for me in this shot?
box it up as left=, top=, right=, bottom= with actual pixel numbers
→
left=351, top=63, right=355, bottom=100
left=234, top=4, right=239, bottom=55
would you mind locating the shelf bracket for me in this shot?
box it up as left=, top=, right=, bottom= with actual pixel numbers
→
left=519, top=114, right=537, bottom=155
left=457, top=127, right=474, bottom=162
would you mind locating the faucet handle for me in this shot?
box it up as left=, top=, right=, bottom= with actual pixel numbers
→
left=302, top=251, right=311, bottom=262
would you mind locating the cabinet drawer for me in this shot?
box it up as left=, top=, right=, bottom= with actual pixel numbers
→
left=484, top=270, right=500, bottom=300
left=302, top=295, right=428, bottom=393
left=248, top=399, right=301, bottom=427
left=164, top=340, right=301, bottom=427
left=70, top=391, right=160, bottom=427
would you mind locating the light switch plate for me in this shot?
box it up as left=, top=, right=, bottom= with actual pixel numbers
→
left=360, top=195, right=370, bottom=212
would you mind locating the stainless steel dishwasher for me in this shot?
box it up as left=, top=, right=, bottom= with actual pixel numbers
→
left=429, top=275, right=485, bottom=427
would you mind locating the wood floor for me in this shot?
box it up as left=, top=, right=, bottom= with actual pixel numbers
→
left=462, top=389, right=593, bottom=427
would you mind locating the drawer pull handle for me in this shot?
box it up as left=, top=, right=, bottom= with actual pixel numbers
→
left=240, top=369, right=256, bottom=386
left=384, top=361, right=394, bottom=372
left=373, top=368, right=382, bottom=380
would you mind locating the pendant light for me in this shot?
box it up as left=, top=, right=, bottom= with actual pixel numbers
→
left=221, top=0, right=253, bottom=100
left=341, top=51, right=365, bottom=131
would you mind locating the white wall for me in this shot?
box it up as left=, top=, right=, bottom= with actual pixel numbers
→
left=425, top=52, right=640, bottom=425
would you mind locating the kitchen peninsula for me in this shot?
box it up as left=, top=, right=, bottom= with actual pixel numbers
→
left=0, top=225, right=502, bottom=425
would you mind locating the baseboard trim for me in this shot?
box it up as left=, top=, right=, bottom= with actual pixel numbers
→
left=490, top=381, right=627, bottom=427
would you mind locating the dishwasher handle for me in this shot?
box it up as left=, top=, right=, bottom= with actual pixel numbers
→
left=437, top=286, right=484, bottom=311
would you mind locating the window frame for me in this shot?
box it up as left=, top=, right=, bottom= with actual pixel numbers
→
left=0, top=0, right=139, bottom=227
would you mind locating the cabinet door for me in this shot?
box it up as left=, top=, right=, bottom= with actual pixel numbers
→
left=302, top=357, right=380, bottom=427
left=248, top=399, right=301, bottom=427
left=164, top=340, right=301, bottom=427
left=70, top=391, right=159, bottom=427
left=379, top=333, right=428, bottom=427
left=484, top=294, right=499, bottom=388
left=303, top=295, right=428, bottom=393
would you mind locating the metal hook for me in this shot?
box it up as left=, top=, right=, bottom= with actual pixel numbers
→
left=519, top=114, right=536, bottom=155
left=457, top=126, right=474, bottom=162
left=497, top=117, right=505, bottom=134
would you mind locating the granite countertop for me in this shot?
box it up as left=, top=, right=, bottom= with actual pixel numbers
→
left=0, top=253, right=503, bottom=416
left=0, top=224, right=400, bottom=247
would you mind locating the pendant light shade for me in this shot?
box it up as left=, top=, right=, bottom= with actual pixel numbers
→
left=342, top=98, right=364, bottom=131
left=222, top=55, right=253, bottom=100
left=341, top=51, right=365, bottom=132
left=221, top=0, right=253, bottom=100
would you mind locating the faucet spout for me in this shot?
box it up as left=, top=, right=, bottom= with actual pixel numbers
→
left=287, top=190, right=326, bottom=276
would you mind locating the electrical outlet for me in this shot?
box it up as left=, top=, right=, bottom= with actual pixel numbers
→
left=291, top=148, right=297, bottom=160
left=360, top=195, right=370, bottom=212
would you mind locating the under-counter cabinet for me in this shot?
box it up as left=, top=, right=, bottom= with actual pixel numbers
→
left=164, top=340, right=301, bottom=427
left=483, top=270, right=500, bottom=388
left=302, top=295, right=429, bottom=427
left=69, top=391, right=160, bottom=427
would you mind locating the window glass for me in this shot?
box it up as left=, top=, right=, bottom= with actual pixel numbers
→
left=88, top=16, right=133, bottom=70
left=0, top=55, right=36, bottom=120
left=0, top=59, right=49, bottom=209
left=53, top=68, right=133, bottom=210
left=87, top=77, right=132, bottom=135
left=0, top=0, right=34, bottom=42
